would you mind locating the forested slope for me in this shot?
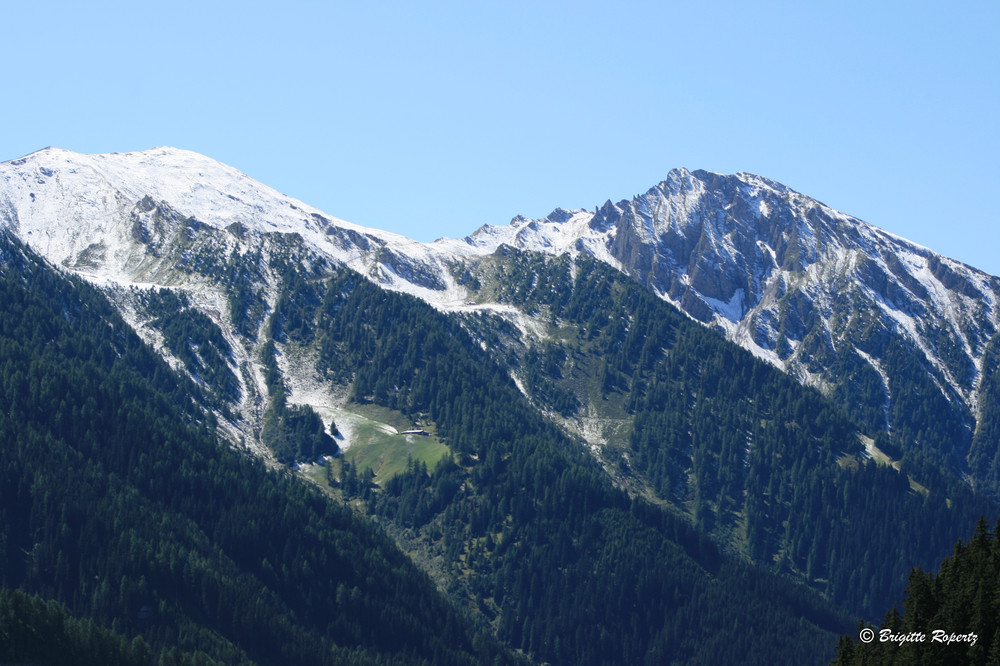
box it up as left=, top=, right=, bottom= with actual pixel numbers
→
left=0, top=232, right=517, bottom=665
left=456, top=249, right=997, bottom=622
left=272, top=267, right=854, bottom=665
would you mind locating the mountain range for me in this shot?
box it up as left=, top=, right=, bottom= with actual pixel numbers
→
left=1, top=146, right=997, bottom=664
left=5, top=147, right=998, bottom=490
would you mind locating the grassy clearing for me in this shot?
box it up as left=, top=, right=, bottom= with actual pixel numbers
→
left=345, top=402, right=430, bottom=434
left=328, top=403, right=449, bottom=484
left=300, top=461, right=331, bottom=488
left=345, top=435, right=449, bottom=484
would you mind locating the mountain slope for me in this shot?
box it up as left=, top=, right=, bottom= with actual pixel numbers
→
left=0, top=231, right=518, bottom=665
left=455, top=169, right=1000, bottom=496
left=281, top=263, right=855, bottom=664
left=446, top=247, right=994, bottom=618
left=0, top=146, right=462, bottom=298
left=0, top=147, right=480, bottom=455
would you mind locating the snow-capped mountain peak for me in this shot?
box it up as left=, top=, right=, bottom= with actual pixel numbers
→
left=3, top=146, right=362, bottom=251
left=0, top=146, right=468, bottom=301
left=446, top=168, right=1000, bottom=464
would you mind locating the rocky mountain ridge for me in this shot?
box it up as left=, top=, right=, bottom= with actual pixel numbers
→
left=454, top=168, right=1000, bottom=490
left=3, top=146, right=999, bottom=492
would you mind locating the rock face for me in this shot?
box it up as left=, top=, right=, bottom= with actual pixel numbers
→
left=461, top=168, right=1000, bottom=490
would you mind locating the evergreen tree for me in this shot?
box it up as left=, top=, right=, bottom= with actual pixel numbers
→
left=832, top=518, right=1000, bottom=665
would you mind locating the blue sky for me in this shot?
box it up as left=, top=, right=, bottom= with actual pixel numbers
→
left=4, top=1, right=999, bottom=274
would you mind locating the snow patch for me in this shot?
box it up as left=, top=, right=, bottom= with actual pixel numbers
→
left=703, top=288, right=745, bottom=323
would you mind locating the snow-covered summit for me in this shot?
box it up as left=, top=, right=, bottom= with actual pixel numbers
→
left=2, top=146, right=385, bottom=251
left=0, top=147, right=467, bottom=301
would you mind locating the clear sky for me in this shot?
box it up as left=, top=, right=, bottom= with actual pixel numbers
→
left=4, top=1, right=998, bottom=275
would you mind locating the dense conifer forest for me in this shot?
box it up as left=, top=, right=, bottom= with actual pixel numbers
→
left=0, top=587, right=218, bottom=666
left=453, top=249, right=996, bottom=621
left=290, top=268, right=855, bottom=663
left=0, top=232, right=517, bottom=665
left=832, top=518, right=1000, bottom=665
